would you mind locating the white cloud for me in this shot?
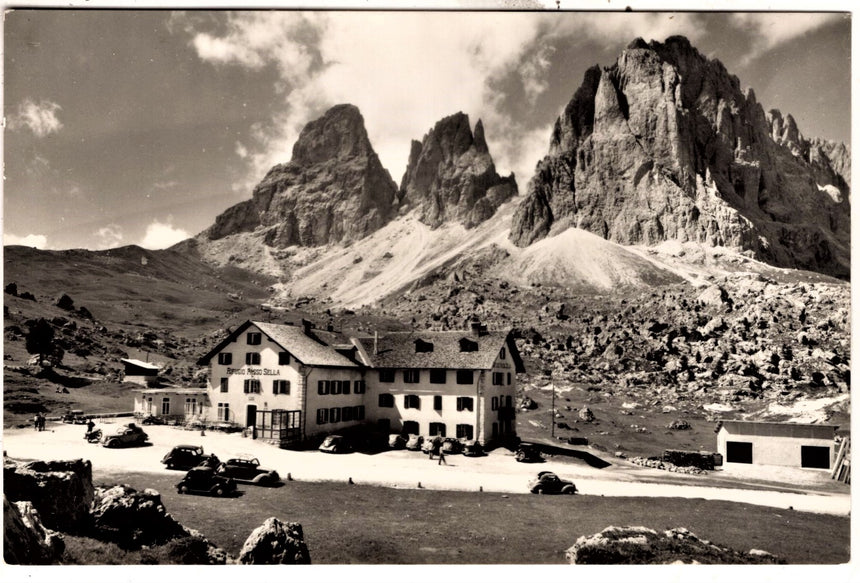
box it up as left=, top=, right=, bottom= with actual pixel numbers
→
left=4, top=233, right=48, bottom=249
left=93, top=224, right=124, bottom=250
left=9, top=99, right=63, bottom=137
left=140, top=218, right=190, bottom=250
left=730, top=13, right=844, bottom=63
left=235, top=141, right=249, bottom=159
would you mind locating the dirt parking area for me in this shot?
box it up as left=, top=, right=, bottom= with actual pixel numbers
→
left=2, top=419, right=849, bottom=516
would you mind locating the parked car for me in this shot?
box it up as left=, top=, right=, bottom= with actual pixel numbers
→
left=100, top=423, right=149, bottom=448
left=420, top=436, right=437, bottom=455
left=515, top=443, right=544, bottom=463
left=62, top=410, right=86, bottom=424
left=161, top=445, right=219, bottom=470
left=388, top=433, right=406, bottom=449
left=441, top=437, right=463, bottom=455
left=319, top=434, right=352, bottom=454
left=215, top=455, right=280, bottom=486
left=462, top=439, right=484, bottom=457
left=405, top=434, right=424, bottom=451
left=176, top=467, right=237, bottom=497
left=528, top=471, right=577, bottom=495
left=140, top=415, right=166, bottom=425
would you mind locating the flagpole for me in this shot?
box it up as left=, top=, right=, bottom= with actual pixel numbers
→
left=551, top=381, right=555, bottom=439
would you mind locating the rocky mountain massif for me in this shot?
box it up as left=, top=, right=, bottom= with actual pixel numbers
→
left=399, top=112, right=518, bottom=228
left=510, top=36, right=850, bottom=278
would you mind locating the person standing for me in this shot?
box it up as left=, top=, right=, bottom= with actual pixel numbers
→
left=437, top=441, right=447, bottom=466
left=33, top=414, right=39, bottom=431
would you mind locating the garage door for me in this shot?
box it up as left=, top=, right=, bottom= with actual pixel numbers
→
left=801, top=446, right=831, bottom=469
left=726, top=441, right=753, bottom=464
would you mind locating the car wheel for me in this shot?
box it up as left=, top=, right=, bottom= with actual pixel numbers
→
left=178, top=485, right=189, bottom=494
left=214, top=486, right=225, bottom=497
left=562, top=485, right=576, bottom=495
left=535, top=487, right=544, bottom=495
left=106, top=439, right=118, bottom=448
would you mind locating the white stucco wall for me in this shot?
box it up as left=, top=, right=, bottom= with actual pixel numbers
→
left=717, top=428, right=834, bottom=468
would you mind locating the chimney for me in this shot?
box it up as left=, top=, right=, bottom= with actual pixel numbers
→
left=470, top=318, right=487, bottom=337
left=301, top=318, right=313, bottom=336
left=374, top=330, right=379, bottom=355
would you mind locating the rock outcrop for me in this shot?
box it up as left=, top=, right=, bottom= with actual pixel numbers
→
left=399, top=112, right=518, bottom=228
left=3, top=458, right=94, bottom=532
left=510, top=36, right=850, bottom=278
left=3, top=496, right=65, bottom=564
left=565, top=525, right=784, bottom=564
left=237, top=517, right=311, bottom=564
left=91, top=484, right=193, bottom=548
left=206, top=104, right=398, bottom=247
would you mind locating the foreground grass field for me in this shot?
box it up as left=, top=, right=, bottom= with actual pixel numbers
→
left=91, top=471, right=850, bottom=564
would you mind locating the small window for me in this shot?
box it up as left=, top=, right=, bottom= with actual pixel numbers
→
left=492, top=372, right=504, bottom=385
left=342, top=406, right=354, bottom=422
left=500, top=347, right=506, bottom=359
left=247, top=332, right=262, bottom=345
left=459, top=338, right=478, bottom=352
left=246, top=352, right=260, bottom=365
left=331, top=380, right=342, bottom=395
left=430, top=369, right=446, bottom=384
left=429, top=422, right=446, bottom=437
left=403, top=369, right=420, bottom=383
left=244, top=379, right=261, bottom=394
left=278, top=352, right=290, bottom=365
left=318, top=380, right=330, bottom=395
left=415, top=339, right=434, bottom=353
left=434, top=395, right=442, bottom=411
left=161, top=397, right=170, bottom=415
left=353, top=380, right=366, bottom=394
left=456, top=424, right=474, bottom=440
left=355, top=405, right=365, bottom=421
left=379, top=369, right=395, bottom=383
left=378, top=393, right=394, bottom=408
left=273, top=380, right=290, bottom=395
left=219, top=377, right=228, bottom=393
left=342, top=380, right=351, bottom=395
left=505, top=395, right=512, bottom=408
left=329, top=407, right=341, bottom=424
left=456, top=370, right=474, bottom=385
left=507, top=372, right=512, bottom=385
left=457, top=397, right=474, bottom=412
left=316, top=408, right=328, bottom=425
left=404, top=394, right=420, bottom=409
left=403, top=420, right=419, bottom=435
left=217, top=353, right=232, bottom=365
left=491, top=396, right=499, bottom=411
left=217, top=403, right=230, bottom=422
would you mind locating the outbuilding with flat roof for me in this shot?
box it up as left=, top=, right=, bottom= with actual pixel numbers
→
left=716, top=420, right=838, bottom=470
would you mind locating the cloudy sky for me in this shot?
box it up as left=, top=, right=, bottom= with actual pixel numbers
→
left=3, top=6, right=851, bottom=250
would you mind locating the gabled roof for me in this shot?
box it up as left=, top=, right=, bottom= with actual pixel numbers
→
left=351, top=329, right=525, bottom=372
left=197, top=321, right=359, bottom=368
left=121, top=358, right=160, bottom=371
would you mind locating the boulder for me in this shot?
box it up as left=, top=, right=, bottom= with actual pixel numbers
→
left=55, top=293, right=75, bottom=310
left=578, top=407, right=595, bottom=422
left=565, top=525, right=784, bottom=564
left=91, top=485, right=190, bottom=549
left=3, top=458, right=94, bottom=532
left=237, top=517, right=311, bottom=564
left=3, top=496, right=65, bottom=564
left=5, top=282, right=18, bottom=296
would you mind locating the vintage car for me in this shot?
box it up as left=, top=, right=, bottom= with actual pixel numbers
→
left=462, top=439, right=484, bottom=457
left=441, top=437, right=463, bottom=455
left=528, top=471, right=577, bottom=495
left=161, top=445, right=219, bottom=470
left=319, top=434, right=352, bottom=454
left=176, top=467, right=237, bottom=497
left=388, top=433, right=406, bottom=449
left=62, top=410, right=87, bottom=424
left=101, top=423, right=149, bottom=448
left=405, top=434, right=424, bottom=451
left=140, top=414, right=167, bottom=425
left=515, top=443, right=544, bottom=463
left=215, top=455, right=280, bottom=486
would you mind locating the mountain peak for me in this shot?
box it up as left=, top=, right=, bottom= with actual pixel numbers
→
left=399, top=112, right=517, bottom=229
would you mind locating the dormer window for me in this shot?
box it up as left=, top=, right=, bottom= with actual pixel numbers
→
left=414, top=339, right=434, bottom=353
left=459, top=338, right=478, bottom=352
left=247, top=332, right=262, bottom=345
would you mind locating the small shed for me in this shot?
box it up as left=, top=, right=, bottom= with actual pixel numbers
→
left=716, top=420, right=838, bottom=470
left=121, top=358, right=161, bottom=387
